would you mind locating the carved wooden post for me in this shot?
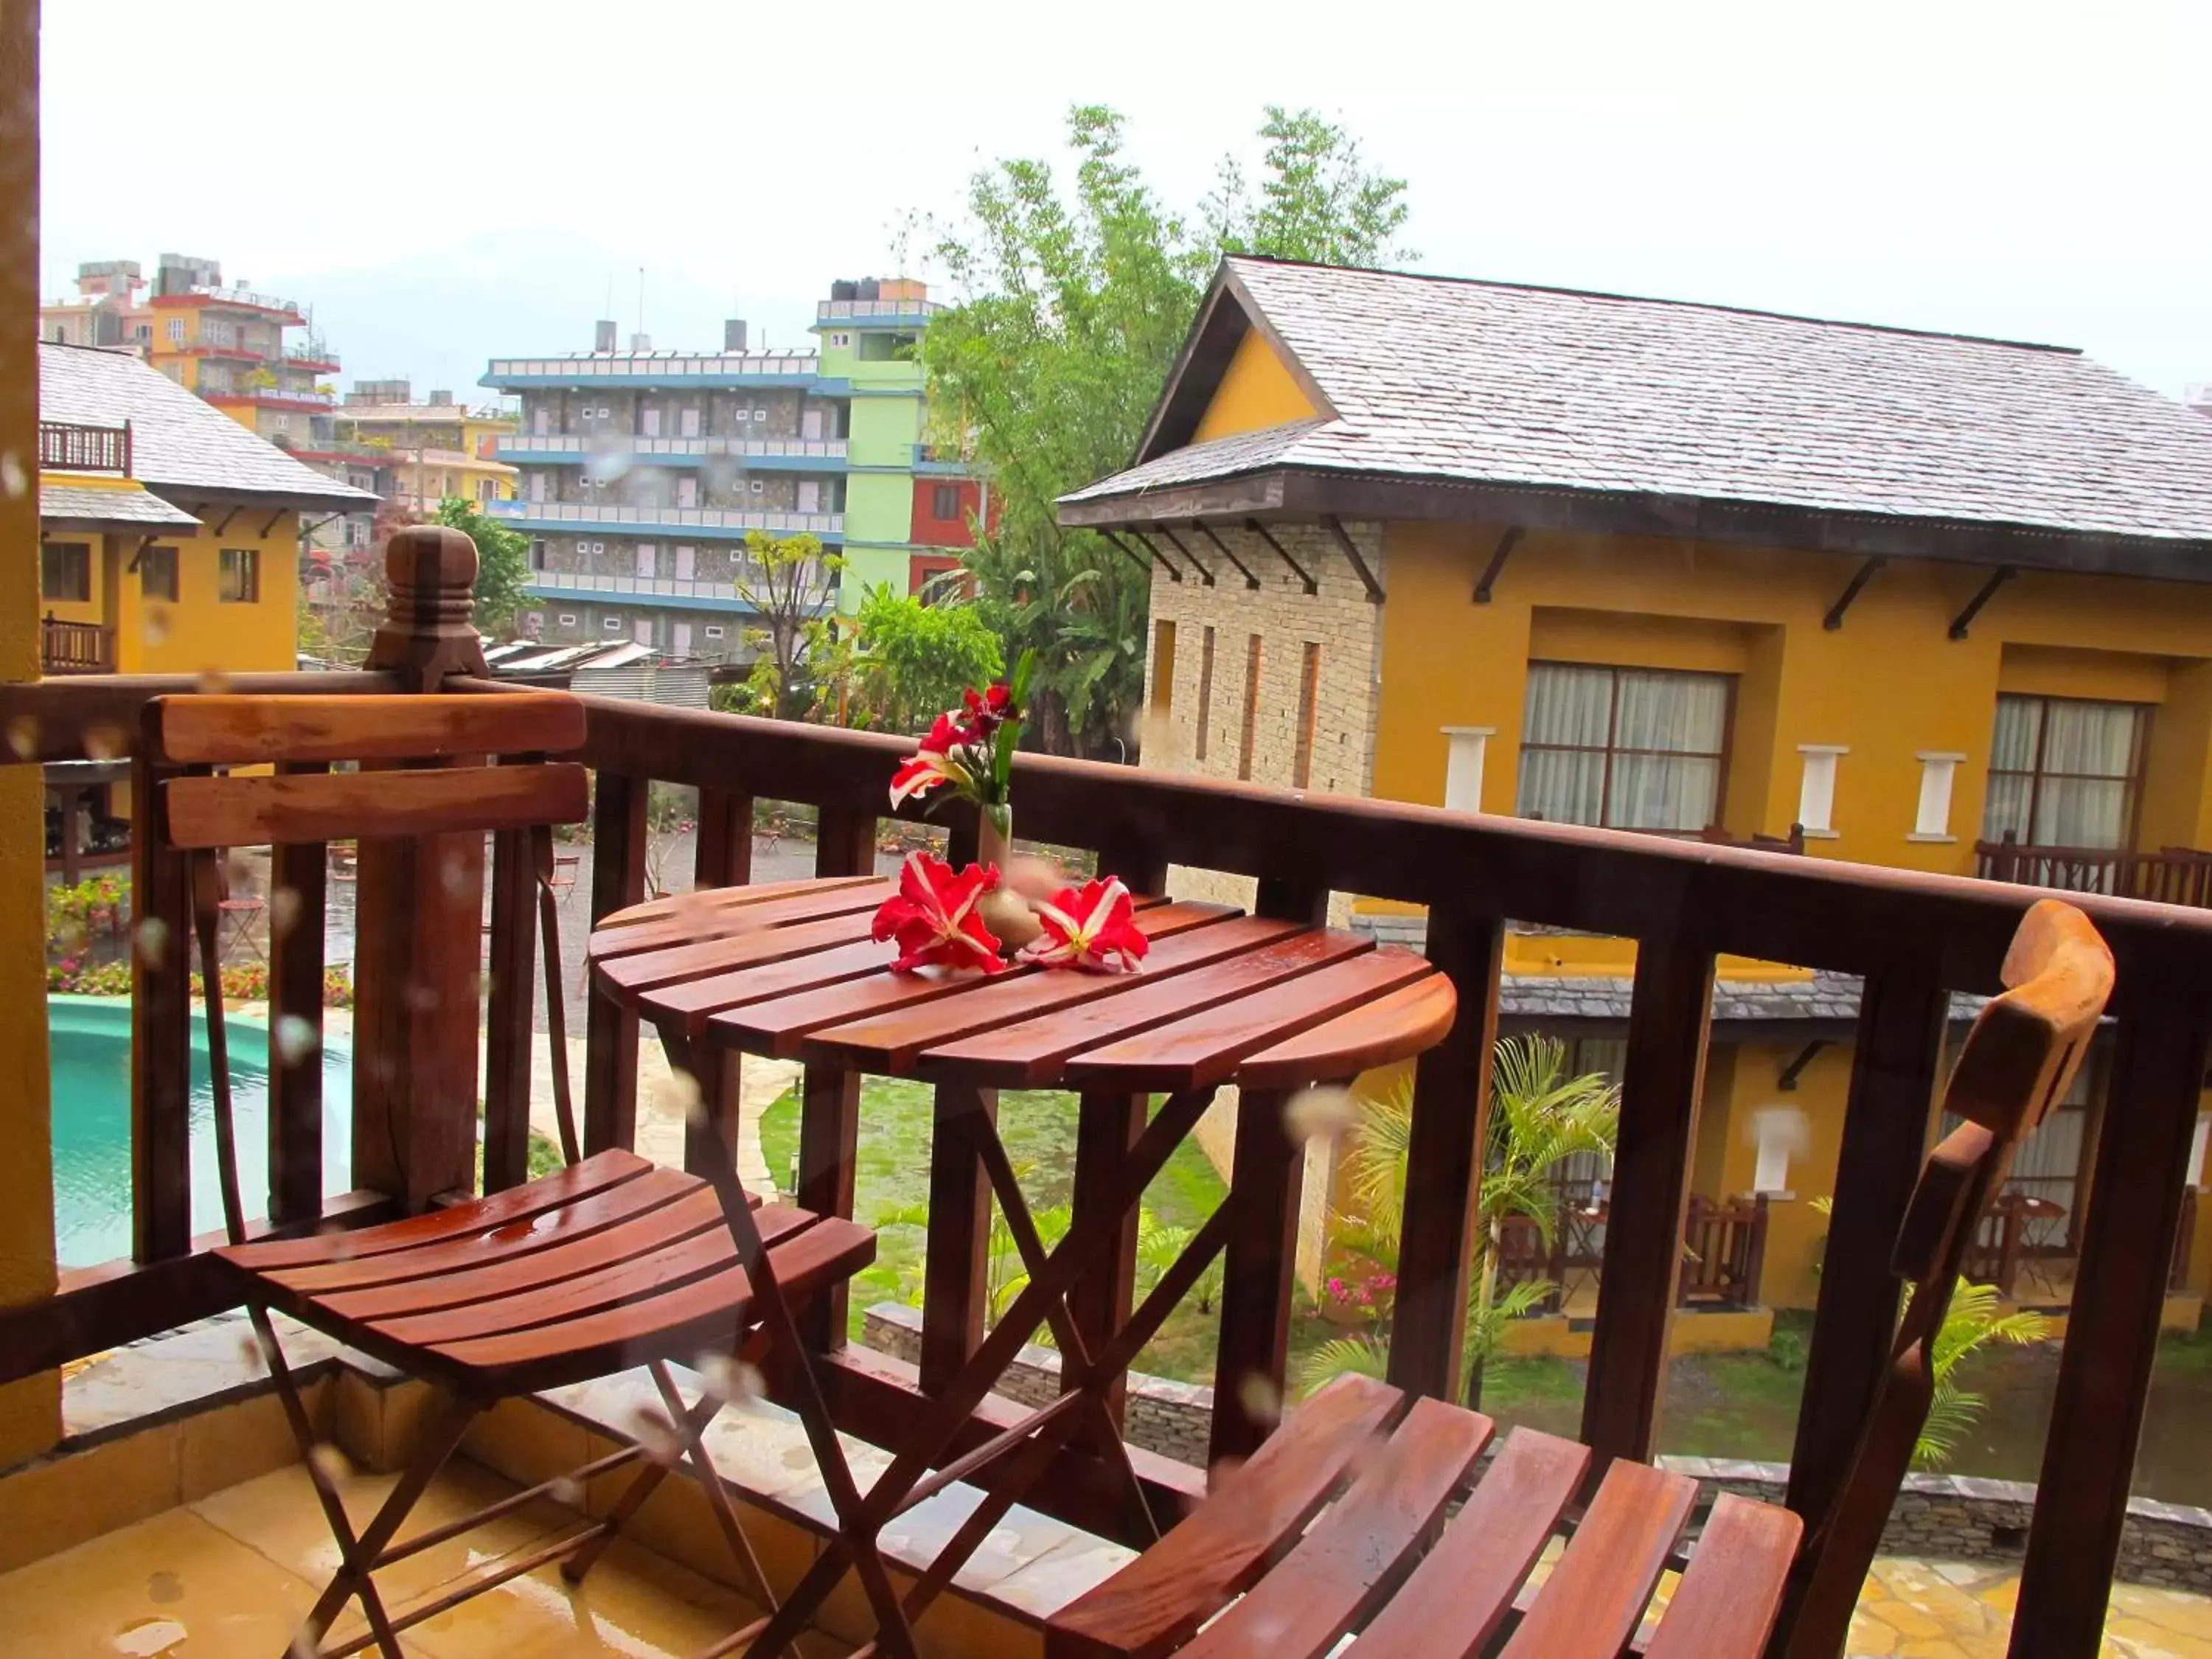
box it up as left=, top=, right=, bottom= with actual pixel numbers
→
left=352, top=528, right=490, bottom=1210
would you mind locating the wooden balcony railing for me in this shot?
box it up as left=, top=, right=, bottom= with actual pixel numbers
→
left=1492, top=1186, right=1770, bottom=1312
left=40, top=616, right=115, bottom=674
left=2, top=540, right=2211, bottom=1654
left=38, top=417, right=131, bottom=473
left=1977, top=831, right=2212, bottom=907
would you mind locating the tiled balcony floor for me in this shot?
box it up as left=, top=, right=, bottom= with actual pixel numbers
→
left=0, top=1457, right=851, bottom=1658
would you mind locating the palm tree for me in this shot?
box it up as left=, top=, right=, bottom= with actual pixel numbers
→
left=1298, top=1035, right=1621, bottom=1398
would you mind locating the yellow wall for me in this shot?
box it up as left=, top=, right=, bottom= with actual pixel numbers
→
left=1373, top=522, right=2212, bottom=877
left=1191, top=329, right=1319, bottom=444
left=1, top=0, right=62, bottom=1465
left=39, top=491, right=298, bottom=675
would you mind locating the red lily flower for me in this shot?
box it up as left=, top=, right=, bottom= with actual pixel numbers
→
left=889, top=711, right=977, bottom=809
left=1022, top=877, right=1148, bottom=973
left=957, top=681, right=1015, bottom=742
left=872, top=852, right=1009, bottom=974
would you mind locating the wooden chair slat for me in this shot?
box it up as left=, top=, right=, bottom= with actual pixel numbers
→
left=260, top=1164, right=702, bottom=1295
left=1046, top=1374, right=1405, bottom=1659
left=1644, top=1495, right=1802, bottom=1659
left=1232, top=974, right=1460, bottom=1092
left=430, top=1214, right=875, bottom=1383
left=146, top=691, right=584, bottom=765
left=218, top=1149, right=653, bottom=1271
left=1179, top=1396, right=1492, bottom=1659
left=162, top=763, right=588, bottom=850
left=712, top=905, right=1265, bottom=1065
left=317, top=1185, right=730, bottom=1321
left=1498, top=1460, right=1696, bottom=1659
left=367, top=1203, right=821, bottom=1346
left=586, top=880, right=896, bottom=961
left=1059, top=948, right=1433, bottom=1092
left=889, top=921, right=1357, bottom=1086
left=1340, top=1428, right=1589, bottom=1659
left=598, top=872, right=885, bottom=931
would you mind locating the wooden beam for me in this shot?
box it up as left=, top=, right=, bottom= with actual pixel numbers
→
left=1948, top=566, right=2015, bottom=639
left=124, top=534, right=156, bottom=574
left=1775, top=1038, right=1831, bottom=1091
left=256, top=507, right=285, bottom=538
left=1472, top=526, right=1523, bottom=605
left=1822, top=556, right=1885, bottom=630
left=1190, top=521, right=1260, bottom=590
left=207, top=504, right=241, bottom=537
left=1155, top=524, right=1214, bottom=587
left=1321, top=515, right=1385, bottom=604
left=1100, top=528, right=1172, bottom=582
left=1242, top=518, right=1315, bottom=594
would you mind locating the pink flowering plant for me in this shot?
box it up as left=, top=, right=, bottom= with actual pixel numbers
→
left=1021, top=877, right=1149, bottom=973
left=886, top=650, right=1036, bottom=841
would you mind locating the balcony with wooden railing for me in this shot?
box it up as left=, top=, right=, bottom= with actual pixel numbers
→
left=37, top=417, right=131, bottom=474
left=1976, top=832, right=2212, bottom=907
left=4, top=540, right=2212, bottom=1655
left=38, top=615, right=114, bottom=675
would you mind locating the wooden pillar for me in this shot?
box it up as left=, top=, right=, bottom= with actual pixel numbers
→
left=265, top=762, right=328, bottom=1224
left=351, top=529, right=490, bottom=1211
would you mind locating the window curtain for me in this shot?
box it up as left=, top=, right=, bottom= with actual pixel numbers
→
left=2035, top=700, right=2140, bottom=847
left=1517, top=664, right=1613, bottom=824
left=1610, top=671, right=1727, bottom=830
left=1983, top=697, right=2042, bottom=842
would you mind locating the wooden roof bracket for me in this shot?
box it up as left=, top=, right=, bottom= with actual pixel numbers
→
left=1244, top=518, right=1316, bottom=595
left=1124, top=529, right=1183, bottom=582
left=1777, top=1038, right=1832, bottom=1091
left=1472, top=526, right=1524, bottom=604
left=1823, top=556, right=1885, bottom=631
left=125, top=533, right=157, bottom=573
left=1191, top=521, right=1260, bottom=590
left=1104, top=528, right=1175, bottom=582
left=1157, top=524, right=1215, bottom=587
left=1948, top=565, right=2015, bottom=640
left=255, top=508, right=286, bottom=538
left=208, top=504, right=241, bottom=537
left=1321, top=515, right=1385, bottom=604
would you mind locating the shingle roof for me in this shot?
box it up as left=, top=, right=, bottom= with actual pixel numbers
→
left=1065, top=257, right=2212, bottom=547
left=39, top=483, right=201, bottom=527
left=38, top=343, right=377, bottom=510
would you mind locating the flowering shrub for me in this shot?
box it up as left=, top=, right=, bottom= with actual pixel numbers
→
left=45, top=958, right=355, bottom=1008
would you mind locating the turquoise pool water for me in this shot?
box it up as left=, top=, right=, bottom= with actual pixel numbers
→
left=49, top=997, right=353, bottom=1268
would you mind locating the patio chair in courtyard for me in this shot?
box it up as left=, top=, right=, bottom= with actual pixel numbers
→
left=1044, top=897, right=2112, bottom=1659
left=144, top=691, right=891, bottom=1659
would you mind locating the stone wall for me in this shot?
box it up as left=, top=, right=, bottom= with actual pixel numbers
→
left=859, top=1302, right=2212, bottom=1590
left=861, top=1303, right=1214, bottom=1469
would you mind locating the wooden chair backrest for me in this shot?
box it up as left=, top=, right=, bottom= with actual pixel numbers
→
left=144, top=692, right=588, bottom=849
left=1782, top=898, right=2113, bottom=1655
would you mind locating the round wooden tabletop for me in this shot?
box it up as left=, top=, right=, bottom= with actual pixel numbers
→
left=587, top=874, right=1455, bottom=1095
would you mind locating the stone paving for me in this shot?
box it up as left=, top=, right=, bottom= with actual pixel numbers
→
left=1852, top=1557, right=2212, bottom=1656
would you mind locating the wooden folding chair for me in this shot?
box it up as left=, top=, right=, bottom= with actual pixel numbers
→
left=143, top=692, right=886, bottom=1659
left=1043, top=897, right=2113, bottom=1659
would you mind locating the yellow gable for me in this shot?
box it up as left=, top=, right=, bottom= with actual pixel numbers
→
left=1192, top=328, right=1319, bottom=444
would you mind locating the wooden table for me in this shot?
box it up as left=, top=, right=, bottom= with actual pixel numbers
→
left=588, top=873, right=1456, bottom=1649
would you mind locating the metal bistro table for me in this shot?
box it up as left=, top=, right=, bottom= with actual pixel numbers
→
left=588, top=872, right=1455, bottom=1653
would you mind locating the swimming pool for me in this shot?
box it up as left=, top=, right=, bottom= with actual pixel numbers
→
left=49, top=996, right=353, bottom=1268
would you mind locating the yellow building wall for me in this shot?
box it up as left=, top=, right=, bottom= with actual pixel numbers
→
left=38, top=493, right=298, bottom=675
left=1191, top=330, right=1319, bottom=444
left=1, top=0, right=62, bottom=1466
left=1373, top=522, right=2212, bottom=879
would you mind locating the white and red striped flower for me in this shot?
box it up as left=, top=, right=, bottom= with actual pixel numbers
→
left=888, top=711, right=978, bottom=810
left=872, top=852, right=1008, bottom=975
left=1021, top=877, right=1148, bottom=973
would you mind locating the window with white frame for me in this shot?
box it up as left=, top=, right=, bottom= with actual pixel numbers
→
left=1983, top=694, right=2149, bottom=850
left=1516, top=663, right=1732, bottom=832
left=703, top=625, right=725, bottom=639
left=557, top=613, right=577, bottom=626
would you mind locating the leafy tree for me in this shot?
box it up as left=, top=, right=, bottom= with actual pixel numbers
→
left=844, top=582, right=1004, bottom=733
left=1297, top=1035, right=1620, bottom=1399
left=1205, top=105, right=1413, bottom=268
left=919, top=102, right=1411, bottom=758
left=730, top=529, right=844, bottom=719
left=431, top=496, right=530, bottom=639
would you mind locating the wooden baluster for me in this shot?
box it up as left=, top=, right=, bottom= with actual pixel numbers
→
left=582, top=769, right=647, bottom=1155
left=130, top=753, right=192, bottom=1263
left=1580, top=934, right=1714, bottom=1474
left=266, top=759, right=328, bottom=1223
left=481, top=824, right=537, bottom=1194
left=683, top=787, right=754, bottom=1179
left=2014, top=975, right=2212, bottom=1655
left=353, top=528, right=490, bottom=1210
left=1211, top=876, right=1329, bottom=1463
left=1784, top=966, right=1946, bottom=1531
left=1388, top=905, right=1504, bottom=1407
left=798, top=803, right=874, bottom=1349
left=1743, top=1194, right=1771, bottom=1308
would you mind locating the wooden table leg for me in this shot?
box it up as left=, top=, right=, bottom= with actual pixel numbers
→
left=1212, top=1085, right=1303, bottom=1466
left=922, top=1082, right=998, bottom=1392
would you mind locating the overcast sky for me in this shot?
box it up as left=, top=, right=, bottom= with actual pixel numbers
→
left=36, top=0, right=2212, bottom=401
